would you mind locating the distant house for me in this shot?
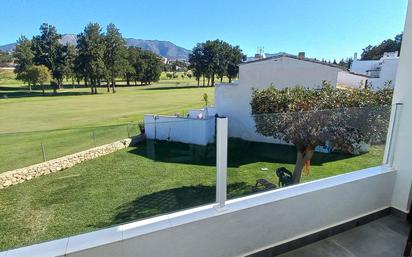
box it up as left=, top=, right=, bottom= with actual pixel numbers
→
left=350, top=52, right=399, bottom=89
left=215, top=52, right=368, bottom=143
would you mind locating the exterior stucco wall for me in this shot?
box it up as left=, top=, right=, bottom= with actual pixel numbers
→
left=216, top=57, right=340, bottom=142
left=144, top=115, right=215, bottom=145
left=337, top=71, right=367, bottom=89
left=390, top=0, right=412, bottom=212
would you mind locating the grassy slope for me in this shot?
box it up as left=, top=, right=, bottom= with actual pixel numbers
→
left=0, top=70, right=214, bottom=172
left=0, top=140, right=384, bottom=251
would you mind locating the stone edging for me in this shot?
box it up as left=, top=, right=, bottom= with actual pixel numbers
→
left=0, top=135, right=144, bottom=189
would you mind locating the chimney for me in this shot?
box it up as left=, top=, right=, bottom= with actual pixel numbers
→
left=298, top=52, right=305, bottom=60
left=354, top=52, right=358, bottom=60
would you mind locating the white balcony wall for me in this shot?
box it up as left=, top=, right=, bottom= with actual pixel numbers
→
left=0, top=167, right=389, bottom=257
left=144, top=115, right=215, bottom=146
left=389, top=0, right=412, bottom=212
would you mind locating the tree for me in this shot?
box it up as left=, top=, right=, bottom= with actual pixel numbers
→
left=188, top=43, right=205, bottom=86
left=189, top=40, right=244, bottom=86
left=0, top=51, right=12, bottom=66
left=251, top=85, right=393, bottom=184
left=26, top=65, right=52, bottom=95
left=14, top=36, right=34, bottom=90
left=361, top=33, right=403, bottom=60
left=227, top=45, right=245, bottom=83
left=31, top=23, right=65, bottom=93
left=76, top=23, right=106, bottom=94
left=64, top=44, right=77, bottom=88
left=126, top=47, right=144, bottom=85
left=140, top=50, right=162, bottom=85
left=104, top=23, right=127, bottom=93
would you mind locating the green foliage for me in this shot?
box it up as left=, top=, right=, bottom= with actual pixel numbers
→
left=202, top=93, right=209, bottom=106
left=189, top=40, right=244, bottom=86
left=251, top=85, right=393, bottom=183
left=0, top=51, right=12, bottom=66
left=104, top=23, right=127, bottom=93
left=139, top=50, right=163, bottom=84
left=361, top=33, right=402, bottom=60
left=76, top=23, right=106, bottom=94
left=26, top=65, right=52, bottom=93
left=31, top=23, right=65, bottom=90
left=13, top=36, right=34, bottom=83
left=64, top=44, right=77, bottom=85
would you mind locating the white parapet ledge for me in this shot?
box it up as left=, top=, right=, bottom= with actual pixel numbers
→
left=1, top=165, right=395, bottom=257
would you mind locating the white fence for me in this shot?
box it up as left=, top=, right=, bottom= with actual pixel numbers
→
left=144, top=115, right=215, bottom=145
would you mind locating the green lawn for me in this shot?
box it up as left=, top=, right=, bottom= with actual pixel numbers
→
left=0, top=70, right=214, bottom=172
left=0, top=139, right=385, bottom=251
left=0, top=69, right=386, bottom=251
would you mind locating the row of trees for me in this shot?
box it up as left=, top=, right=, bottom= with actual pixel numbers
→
left=361, top=33, right=403, bottom=60
left=189, top=40, right=245, bottom=87
left=0, top=51, right=13, bottom=66
left=13, top=23, right=163, bottom=94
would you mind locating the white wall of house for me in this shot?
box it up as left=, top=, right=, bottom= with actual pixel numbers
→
left=389, top=0, right=412, bottom=212
left=337, top=71, right=367, bottom=89
left=350, top=54, right=399, bottom=90
left=144, top=115, right=215, bottom=146
left=215, top=56, right=341, bottom=143
left=369, top=58, right=399, bottom=89
left=238, top=57, right=340, bottom=90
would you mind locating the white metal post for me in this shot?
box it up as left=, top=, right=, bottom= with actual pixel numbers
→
left=383, top=103, right=403, bottom=166
left=216, top=117, right=228, bottom=210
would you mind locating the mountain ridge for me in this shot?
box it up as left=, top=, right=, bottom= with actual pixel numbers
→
left=0, top=34, right=190, bottom=60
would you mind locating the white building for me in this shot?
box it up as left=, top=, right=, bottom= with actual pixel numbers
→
left=144, top=107, right=216, bottom=145
left=215, top=53, right=368, bottom=143
left=350, top=51, right=399, bottom=89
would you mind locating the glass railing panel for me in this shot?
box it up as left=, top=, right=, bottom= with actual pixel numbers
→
left=227, top=106, right=391, bottom=199
left=0, top=117, right=216, bottom=251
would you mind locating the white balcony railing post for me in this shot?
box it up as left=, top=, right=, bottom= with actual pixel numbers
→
left=383, top=103, right=403, bottom=166
left=216, top=117, right=228, bottom=210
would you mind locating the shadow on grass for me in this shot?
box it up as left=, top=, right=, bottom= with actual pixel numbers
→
left=95, top=182, right=249, bottom=227
left=142, top=85, right=210, bottom=91
left=0, top=90, right=91, bottom=99
left=128, top=138, right=357, bottom=168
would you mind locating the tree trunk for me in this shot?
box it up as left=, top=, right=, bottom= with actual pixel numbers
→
left=126, top=77, right=130, bottom=86
left=292, top=147, right=315, bottom=184
left=203, top=76, right=205, bottom=87
left=112, top=78, right=116, bottom=93
left=28, top=83, right=32, bottom=92
left=197, top=78, right=200, bottom=87
left=107, top=81, right=110, bottom=92
left=211, top=74, right=215, bottom=87
left=228, top=77, right=232, bottom=83
left=41, top=84, right=45, bottom=95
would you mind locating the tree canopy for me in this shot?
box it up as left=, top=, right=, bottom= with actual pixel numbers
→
left=189, top=40, right=244, bottom=86
left=14, top=36, right=34, bottom=87
left=251, top=85, right=393, bottom=184
left=26, top=65, right=52, bottom=95
left=361, top=33, right=403, bottom=60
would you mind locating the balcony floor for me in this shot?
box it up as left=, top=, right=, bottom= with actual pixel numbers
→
left=278, top=214, right=409, bottom=257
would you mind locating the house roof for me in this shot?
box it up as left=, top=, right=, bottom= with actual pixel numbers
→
left=342, top=70, right=371, bottom=78
left=239, top=53, right=346, bottom=70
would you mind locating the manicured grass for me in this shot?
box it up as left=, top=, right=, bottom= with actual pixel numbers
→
left=0, top=73, right=214, bottom=172
left=0, top=139, right=384, bottom=251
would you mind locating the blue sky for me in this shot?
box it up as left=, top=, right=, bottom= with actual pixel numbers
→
left=0, top=0, right=408, bottom=60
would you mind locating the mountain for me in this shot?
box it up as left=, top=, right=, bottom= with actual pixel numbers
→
left=0, top=43, right=16, bottom=53
left=0, top=34, right=190, bottom=60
